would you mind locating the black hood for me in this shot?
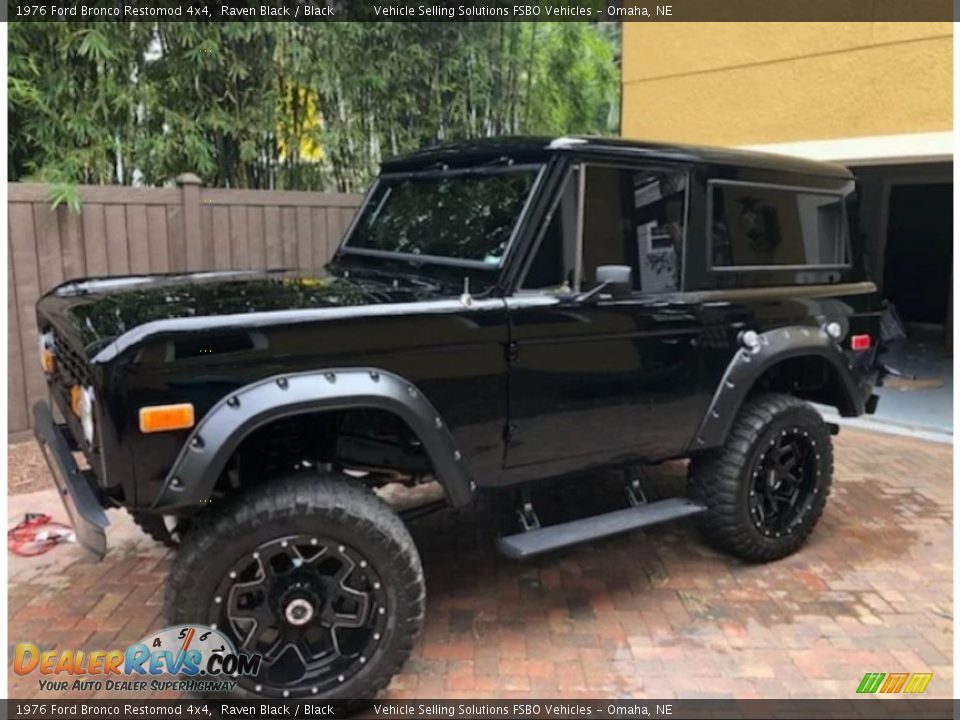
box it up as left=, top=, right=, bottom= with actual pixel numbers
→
left=37, top=269, right=458, bottom=352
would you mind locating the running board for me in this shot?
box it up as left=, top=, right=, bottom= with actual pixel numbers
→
left=496, top=498, right=706, bottom=560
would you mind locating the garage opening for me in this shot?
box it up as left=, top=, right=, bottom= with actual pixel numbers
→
left=883, top=182, right=952, bottom=327
left=851, top=162, right=953, bottom=434
left=850, top=161, right=953, bottom=435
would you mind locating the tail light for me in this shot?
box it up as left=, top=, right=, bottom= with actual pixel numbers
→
left=850, top=334, right=872, bottom=351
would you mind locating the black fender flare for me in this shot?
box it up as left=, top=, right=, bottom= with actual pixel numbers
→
left=691, top=326, right=869, bottom=450
left=152, top=368, right=475, bottom=511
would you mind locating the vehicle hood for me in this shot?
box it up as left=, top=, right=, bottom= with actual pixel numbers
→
left=37, top=270, right=458, bottom=354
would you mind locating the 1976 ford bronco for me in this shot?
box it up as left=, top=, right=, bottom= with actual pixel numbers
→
left=34, top=136, right=889, bottom=699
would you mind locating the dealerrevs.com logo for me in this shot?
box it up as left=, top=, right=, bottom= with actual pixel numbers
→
left=14, top=624, right=261, bottom=693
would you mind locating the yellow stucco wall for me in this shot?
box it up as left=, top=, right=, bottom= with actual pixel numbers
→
left=621, top=23, right=953, bottom=145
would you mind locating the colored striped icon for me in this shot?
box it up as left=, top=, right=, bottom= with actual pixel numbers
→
left=857, top=672, right=933, bottom=694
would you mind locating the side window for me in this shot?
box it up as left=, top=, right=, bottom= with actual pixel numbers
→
left=521, top=168, right=580, bottom=291
left=710, top=182, right=849, bottom=269
left=581, top=166, right=687, bottom=292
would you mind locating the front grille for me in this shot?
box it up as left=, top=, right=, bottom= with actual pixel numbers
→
left=52, top=328, right=92, bottom=387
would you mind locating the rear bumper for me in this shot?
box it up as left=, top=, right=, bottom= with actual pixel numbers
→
left=33, top=401, right=109, bottom=558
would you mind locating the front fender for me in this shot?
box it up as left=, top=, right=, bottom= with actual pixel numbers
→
left=152, top=368, right=475, bottom=511
left=691, top=326, right=869, bottom=451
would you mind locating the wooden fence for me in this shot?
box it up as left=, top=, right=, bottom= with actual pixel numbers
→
left=8, top=175, right=362, bottom=438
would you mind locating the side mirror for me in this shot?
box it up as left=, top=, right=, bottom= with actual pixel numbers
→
left=576, top=265, right=633, bottom=303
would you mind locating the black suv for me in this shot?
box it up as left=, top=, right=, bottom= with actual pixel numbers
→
left=34, top=136, right=886, bottom=699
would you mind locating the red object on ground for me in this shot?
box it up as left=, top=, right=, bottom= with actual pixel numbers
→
left=7, top=513, right=74, bottom=556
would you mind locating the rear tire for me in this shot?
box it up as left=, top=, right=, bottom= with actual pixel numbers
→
left=165, top=471, right=424, bottom=700
left=690, top=393, right=832, bottom=562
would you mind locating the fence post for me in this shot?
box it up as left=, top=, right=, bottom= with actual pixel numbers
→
left=177, top=172, right=203, bottom=271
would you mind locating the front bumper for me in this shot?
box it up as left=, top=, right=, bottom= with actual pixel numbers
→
left=33, top=401, right=109, bottom=558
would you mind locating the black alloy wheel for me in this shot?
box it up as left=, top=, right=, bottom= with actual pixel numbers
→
left=166, top=472, right=425, bottom=700
left=748, top=427, right=821, bottom=538
left=690, top=393, right=833, bottom=562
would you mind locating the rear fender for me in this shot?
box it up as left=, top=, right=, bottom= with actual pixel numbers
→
left=691, top=326, right=870, bottom=451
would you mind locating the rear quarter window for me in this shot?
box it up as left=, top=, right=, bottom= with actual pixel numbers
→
left=709, top=180, right=850, bottom=271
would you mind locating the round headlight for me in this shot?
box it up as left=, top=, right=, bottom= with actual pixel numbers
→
left=78, top=386, right=96, bottom=445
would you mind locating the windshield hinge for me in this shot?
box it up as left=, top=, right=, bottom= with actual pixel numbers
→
left=505, top=341, right=519, bottom=363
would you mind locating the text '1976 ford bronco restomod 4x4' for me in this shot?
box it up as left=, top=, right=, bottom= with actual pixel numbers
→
left=34, top=137, right=892, bottom=699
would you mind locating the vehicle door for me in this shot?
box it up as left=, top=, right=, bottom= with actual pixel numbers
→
left=503, top=162, right=706, bottom=481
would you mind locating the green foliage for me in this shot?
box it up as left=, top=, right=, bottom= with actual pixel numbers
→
left=10, top=22, right=620, bottom=193
left=46, top=182, right=82, bottom=213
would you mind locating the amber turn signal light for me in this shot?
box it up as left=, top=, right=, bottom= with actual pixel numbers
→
left=139, top=403, right=196, bottom=434
left=41, top=349, right=56, bottom=374
left=70, top=385, right=83, bottom=416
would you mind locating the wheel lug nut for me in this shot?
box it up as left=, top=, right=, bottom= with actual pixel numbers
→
left=373, top=632, right=381, bottom=640
left=338, top=545, right=345, bottom=553
left=255, top=685, right=262, bottom=692
left=281, top=540, right=288, bottom=548
left=338, top=674, right=345, bottom=683
left=378, top=607, right=385, bottom=615
left=229, top=571, right=237, bottom=579
left=360, top=656, right=366, bottom=664
left=360, top=561, right=367, bottom=568
left=311, top=538, right=318, bottom=545
left=283, top=690, right=289, bottom=698
left=252, top=552, right=260, bottom=559
left=311, top=687, right=318, bottom=694
left=214, top=596, right=222, bottom=604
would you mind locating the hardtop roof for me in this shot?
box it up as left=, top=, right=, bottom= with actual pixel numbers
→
left=381, top=135, right=853, bottom=179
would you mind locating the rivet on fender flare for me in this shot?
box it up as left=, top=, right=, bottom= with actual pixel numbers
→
left=190, top=436, right=204, bottom=449
left=325, top=372, right=336, bottom=383
left=227, top=397, right=239, bottom=408
left=453, top=450, right=462, bottom=461
left=277, top=377, right=288, bottom=389
left=369, top=371, right=380, bottom=381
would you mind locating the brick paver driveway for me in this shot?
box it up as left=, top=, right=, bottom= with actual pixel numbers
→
left=8, top=428, right=952, bottom=699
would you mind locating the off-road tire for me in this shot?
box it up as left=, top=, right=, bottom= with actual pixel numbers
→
left=690, top=393, right=833, bottom=562
left=165, top=471, right=425, bottom=700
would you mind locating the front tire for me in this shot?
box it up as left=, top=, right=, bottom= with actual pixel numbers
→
left=690, top=393, right=833, bottom=562
left=165, top=472, right=424, bottom=699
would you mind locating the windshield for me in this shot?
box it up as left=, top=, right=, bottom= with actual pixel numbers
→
left=342, top=166, right=541, bottom=267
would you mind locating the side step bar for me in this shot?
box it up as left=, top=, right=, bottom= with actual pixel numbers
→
left=496, top=498, right=706, bottom=560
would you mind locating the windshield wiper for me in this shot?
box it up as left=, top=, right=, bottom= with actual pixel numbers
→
left=334, top=264, right=460, bottom=294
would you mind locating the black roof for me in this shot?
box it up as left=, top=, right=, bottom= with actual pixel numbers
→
left=381, top=135, right=852, bottom=179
